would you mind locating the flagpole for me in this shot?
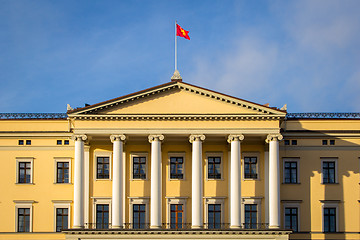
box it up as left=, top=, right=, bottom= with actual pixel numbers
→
left=175, top=20, right=177, bottom=71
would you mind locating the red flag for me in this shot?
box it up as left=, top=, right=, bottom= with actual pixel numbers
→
left=176, top=24, right=190, bottom=40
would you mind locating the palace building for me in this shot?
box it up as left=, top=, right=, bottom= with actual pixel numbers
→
left=0, top=74, right=359, bottom=240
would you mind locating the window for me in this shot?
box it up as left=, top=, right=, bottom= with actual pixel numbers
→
left=96, top=204, right=109, bottom=229
left=284, top=140, right=290, bottom=145
left=170, top=157, right=184, bottom=179
left=244, top=204, right=257, bottom=229
left=284, top=159, right=298, bottom=183
left=322, top=159, right=337, bottom=184
left=64, top=140, right=69, bottom=145
left=133, top=156, right=146, bottom=179
left=291, top=140, right=297, bottom=145
left=208, top=204, right=221, bottom=229
left=329, top=140, right=335, bottom=145
left=208, top=157, right=221, bottom=179
left=57, top=140, right=62, bottom=145
left=244, top=157, right=258, bottom=179
left=56, top=162, right=69, bottom=183
left=324, top=208, right=336, bottom=232
left=170, top=204, right=183, bottom=229
left=56, top=208, right=68, bottom=232
left=133, top=204, right=146, bottom=229
left=17, top=208, right=30, bottom=232
left=284, top=140, right=297, bottom=145
left=322, top=140, right=328, bottom=145
left=97, top=157, right=110, bottom=179
left=18, top=162, right=31, bottom=183
left=18, top=140, right=24, bottom=145
left=285, top=207, right=298, bottom=232
left=26, top=140, right=31, bottom=145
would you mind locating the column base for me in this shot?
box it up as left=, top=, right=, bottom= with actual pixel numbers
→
left=72, top=225, right=84, bottom=229
left=269, top=225, right=280, bottom=229
left=150, top=225, right=162, bottom=229
left=230, top=225, right=241, bottom=229
left=111, top=225, right=124, bottom=229
left=191, top=225, right=203, bottom=229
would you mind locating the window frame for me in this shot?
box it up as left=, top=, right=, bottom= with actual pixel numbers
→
left=129, top=197, right=149, bottom=228
left=166, top=197, right=187, bottom=229
left=204, top=197, right=225, bottom=229
left=283, top=202, right=300, bottom=232
left=241, top=198, right=262, bottom=227
left=53, top=201, right=71, bottom=232
left=16, top=157, right=34, bottom=184
left=283, top=158, right=300, bottom=184
left=92, top=198, right=112, bottom=229
left=14, top=201, right=34, bottom=232
left=94, top=152, right=112, bottom=181
left=168, top=152, right=185, bottom=180
left=205, top=152, right=223, bottom=181
left=321, top=202, right=339, bottom=233
left=321, top=158, right=338, bottom=184
left=54, top=157, right=71, bottom=184
left=130, top=153, right=148, bottom=181
left=242, top=152, right=260, bottom=180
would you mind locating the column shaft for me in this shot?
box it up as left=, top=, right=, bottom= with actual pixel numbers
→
left=268, top=137, right=280, bottom=229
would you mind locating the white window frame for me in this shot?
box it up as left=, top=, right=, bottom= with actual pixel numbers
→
left=321, top=201, right=339, bottom=232
left=128, top=197, right=150, bottom=226
left=16, top=157, right=34, bottom=184
left=130, top=152, right=148, bottom=181
left=283, top=158, right=300, bottom=184
left=321, top=158, right=338, bottom=184
left=204, top=197, right=225, bottom=227
left=168, top=152, right=186, bottom=181
left=241, top=197, right=262, bottom=225
left=242, top=152, right=260, bottom=180
left=54, top=157, right=72, bottom=184
left=166, top=197, right=187, bottom=228
left=92, top=197, right=112, bottom=228
left=283, top=201, right=301, bottom=232
left=205, top=152, right=224, bottom=181
left=52, top=201, right=71, bottom=232
left=94, top=151, right=112, bottom=181
left=14, top=200, right=34, bottom=232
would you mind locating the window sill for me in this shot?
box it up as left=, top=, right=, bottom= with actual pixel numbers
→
left=243, top=178, right=260, bottom=181
left=321, top=182, right=339, bottom=185
left=131, top=179, right=148, bottom=181
left=206, top=178, right=224, bottom=181
left=95, top=178, right=112, bottom=181
left=53, top=182, right=72, bottom=185
left=15, top=183, right=34, bottom=185
left=169, top=178, right=185, bottom=181
left=282, top=182, right=301, bottom=185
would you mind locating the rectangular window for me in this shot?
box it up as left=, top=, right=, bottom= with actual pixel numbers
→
left=18, top=140, right=24, bottom=145
left=56, top=162, right=69, bottom=183
left=323, top=161, right=336, bottom=183
left=64, top=140, right=69, bottom=145
left=322, top=140, right=328, bottom=145
left=170, top=157, right=184, bottom=179
left=170, top=204, right=183, bottom=229
left=96, top=204, right=109, bottom=229
left=133, top=156, right=146, bottom=179
left=284, top=140, right=290, bottom=145
left=330, top=140, right=335, bottom=145
left=208, top=157, right=221, bottom=179
left=284, top=161, right=298, bottom=183
left=18, top=162, right=31, bottom=183
left=26, top=140, right=31, bottom=145
left=324, top=208, right=336, bottom=232
left=57, top=140, right=62, bottom=145
left=285, top=207, right=298, bottom=232
left=244, top=157, right=258, bottom=179
left=56, top=208, right=68, bottom=232
left=244, top=204, right=257, bottom=229
left=208, top=204, right=221, bottom=229
left=133, top=204, right=146, bottom=229
left=17, top=208, right=30, bottom=232
left=291, top=140, right=297, bottom=145
left=97, top=157, right=110, bottom=179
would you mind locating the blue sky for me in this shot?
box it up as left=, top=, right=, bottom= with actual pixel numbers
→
left=1, top=0, right=359, bottom=113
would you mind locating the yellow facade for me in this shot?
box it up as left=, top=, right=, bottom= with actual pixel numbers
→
left=0, top=80, right=358, bottom=240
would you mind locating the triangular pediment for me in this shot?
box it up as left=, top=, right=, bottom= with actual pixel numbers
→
left=68, top=81, right=286, bottom=117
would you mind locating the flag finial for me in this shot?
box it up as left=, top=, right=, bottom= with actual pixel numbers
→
left=171, top=70, right=182, bottom=82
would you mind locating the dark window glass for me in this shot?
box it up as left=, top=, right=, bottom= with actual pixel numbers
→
left=284, top=140, right=290, bottom=145
left=323, top=161, right=336, bottom=183
left=18, top=140, right=24, bottom=145
left=329, top=140, right=335, bottom=145
left=244, top=157, right=257, bottom=179
left=57, top=162, right=69, bottom=183
left=170, top=204, right=183, bottom=229
left=291, top=140, right=297, bottom=145
left=285, top=207, right=298, bottom=232
left=208, top=204, right=221, bottom=229
left=324, top=208, right=336, bottom=232
left=133, top=204, right=146, bottom=229
left=26, top=140, right=31, bottom=145
left=57, top=140, right=62, bottom=145
left=208, top=157, right=221, bottom=179
left=170, top=157, right=184, bottom=179
left=284, top=161, right=298, bottom=183
left=64, top=140, right=69, bottom=145
left=19, top=162, right=31, bottom=183
left=97, top=157, right=110, bottom=179
left=18, top=208, right=30, bottom=232
left=133, top=157, right=146, bottom=179
left=244, top=204, right=257, bottom=229
left=56, top=208, right=68, bottom=232
left=96, top=204, right=109, bottom=229
left=322, top=140, right=328, bottom=145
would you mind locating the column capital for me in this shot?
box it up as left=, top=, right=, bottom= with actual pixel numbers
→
left=71, top=134, right=87, bottom=141
left=227, top=134, right=244, bottom=143
left=265, top=134, right=283, bottom=143
left=189, top=134, right=206, bottom=143
left=148, top=134, right=164, bottom=143
left=110, top=134, right=126, bottom=142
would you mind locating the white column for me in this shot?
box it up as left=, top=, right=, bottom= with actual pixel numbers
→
left=71, top=134, right=87, bottom=229
left=266, top=134, right=283, bottom=229
left=148, top=134, right=164, bottom=229
left=227, top=134, right=244, bottom=228
left=84, top=145, right=90, bottom=228
left=110, top=134, right=126, bottom=229
left=189, top=134, right=205, bottom=229
left=264, top=149, right=269, bottom=225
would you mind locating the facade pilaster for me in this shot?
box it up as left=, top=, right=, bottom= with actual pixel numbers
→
left=266, top=134, right=283, bottom=229
left=110, top=134, right=126, bottom=229
left=189, top=134, right=206, bottom=229
left=227, top=134, right=244, bottom=228
left=148, top=134, right=164, bottom=229
left=71, top=134, right=87, bottom=229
